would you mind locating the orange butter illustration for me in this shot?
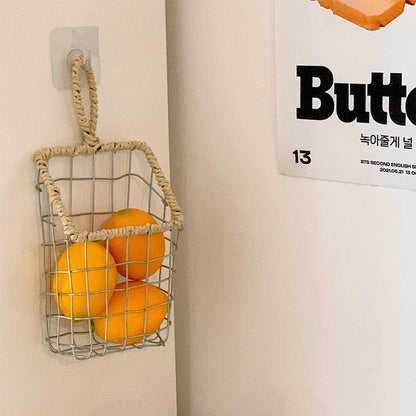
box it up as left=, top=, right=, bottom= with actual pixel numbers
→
left=311, top=0, right=414, bottom=30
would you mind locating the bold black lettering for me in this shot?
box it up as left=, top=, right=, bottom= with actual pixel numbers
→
left=368, top=73, right=388, bottom=124
left=368, top=73, right=406, bottom=125
left=297, top=66, right=334, bottom=120
left=334, top=83, right=369, bottom=123
left=405, top=87, right=416, bottom=126
left=388, top=74, right=407, bottom=126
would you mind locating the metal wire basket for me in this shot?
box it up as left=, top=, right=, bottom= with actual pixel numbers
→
left=34, top=53, right=184, bottom=360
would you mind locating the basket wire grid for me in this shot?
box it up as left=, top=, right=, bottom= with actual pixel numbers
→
left=34, top=53, right=184, bottom=360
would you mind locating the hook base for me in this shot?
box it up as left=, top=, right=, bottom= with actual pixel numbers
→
left=50, top=26, right=100, bottom=90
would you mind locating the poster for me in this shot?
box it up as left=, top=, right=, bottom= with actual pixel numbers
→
left=275, top=0, right=416, bottom=190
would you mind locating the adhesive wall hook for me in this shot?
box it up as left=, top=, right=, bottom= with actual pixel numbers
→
left=50, top=26, right=100, bottom=90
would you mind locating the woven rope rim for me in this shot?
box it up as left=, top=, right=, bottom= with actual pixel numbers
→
left=34, top=54, right=184, bottom=242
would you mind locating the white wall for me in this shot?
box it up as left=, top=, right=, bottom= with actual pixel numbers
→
left=0, top=2, right=177, bottom=415
left=167, top=2, right=416, bottom=415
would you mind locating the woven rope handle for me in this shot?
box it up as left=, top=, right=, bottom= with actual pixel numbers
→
left=71, top=54, right=100, bottom=148
left=34, top=54, right=184, bottom=242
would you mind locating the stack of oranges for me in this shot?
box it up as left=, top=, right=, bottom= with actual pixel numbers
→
left=52, top=208, right=169, bottom=345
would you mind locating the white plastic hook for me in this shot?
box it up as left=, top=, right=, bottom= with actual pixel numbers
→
left=67, top=48, right=92, bottom=71
left=50, top=26, right=100, bottom=90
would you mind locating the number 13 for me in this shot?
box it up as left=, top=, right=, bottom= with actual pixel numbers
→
left=293, top=150, right=311, bottom=165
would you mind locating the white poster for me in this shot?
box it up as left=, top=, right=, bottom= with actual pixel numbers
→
left=275, top=0, right=416, bottom=190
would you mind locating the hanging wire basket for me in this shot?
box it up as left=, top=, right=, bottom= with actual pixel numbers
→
left=34, top=52, right=184, bottom=360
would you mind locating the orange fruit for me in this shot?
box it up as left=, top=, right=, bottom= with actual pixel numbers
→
left=93, top=281, right=169, bottom=344
left=52, top=242, right=118, bottom=318
left=103, top=208, right=165, bottom=280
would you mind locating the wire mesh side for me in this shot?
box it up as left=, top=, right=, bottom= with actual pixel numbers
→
left=36, top=149, right=180, bottom=360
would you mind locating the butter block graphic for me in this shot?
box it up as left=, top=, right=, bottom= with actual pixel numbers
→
left=311, top=0, right=409, bottom=30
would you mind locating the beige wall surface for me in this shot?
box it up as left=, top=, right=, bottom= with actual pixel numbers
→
left=0, top=2, right=176, bottom=415
left=167, top=2, right=416, bottom=415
